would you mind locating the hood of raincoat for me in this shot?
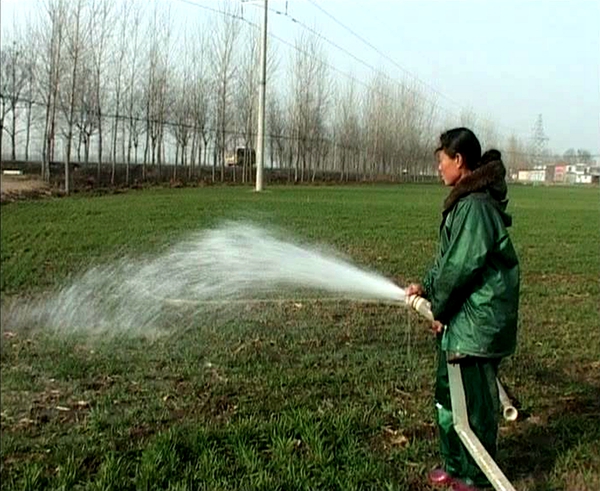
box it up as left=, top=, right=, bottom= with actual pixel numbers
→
left=443, top=159, right=512, bottom=227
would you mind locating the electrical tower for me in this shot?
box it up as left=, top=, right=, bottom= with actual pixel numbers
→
left=531, top=114, right=549, bottom=167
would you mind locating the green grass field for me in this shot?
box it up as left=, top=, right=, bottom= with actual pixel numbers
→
left=1, top=184, right=599, bottom=490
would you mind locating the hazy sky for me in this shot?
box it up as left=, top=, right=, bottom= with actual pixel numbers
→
left=267, top=0, right=599, bottom=155
left=2, top=0, right=599, bottom=156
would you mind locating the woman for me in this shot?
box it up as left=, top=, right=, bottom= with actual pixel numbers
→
left=406, top=128, right=519, bottom=490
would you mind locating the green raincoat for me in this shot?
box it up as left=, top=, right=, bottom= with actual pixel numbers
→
left=423, top=159, right=520, bottom=358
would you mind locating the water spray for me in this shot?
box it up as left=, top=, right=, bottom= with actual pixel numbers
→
left=2, top=223, right=407, bottom=336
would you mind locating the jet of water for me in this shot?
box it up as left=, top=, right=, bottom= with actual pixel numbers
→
left=3, top=222, right=406, bottom=337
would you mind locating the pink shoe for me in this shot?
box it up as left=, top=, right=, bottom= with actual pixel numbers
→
left=451, top=479, right=482, bottom=491
left=428, top=467, right=453, bottom=487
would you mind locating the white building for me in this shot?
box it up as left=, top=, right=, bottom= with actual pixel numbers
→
left=565, top=163, right=593, bottom=184
left=517, top=166, right=545, bottom=183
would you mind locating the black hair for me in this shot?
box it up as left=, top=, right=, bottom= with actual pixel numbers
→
left=436, top=127, right=502, bottom=171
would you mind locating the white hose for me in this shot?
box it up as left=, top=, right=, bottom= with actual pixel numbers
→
left=448, top=363, right=516, bottom=491
left=404, top=294, right=517, bottom=422
left=497, top=379, right=518, bottom=422
left=405, top=293, right=517, bottom=490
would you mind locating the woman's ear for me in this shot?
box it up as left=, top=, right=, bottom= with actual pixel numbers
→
left=455, top=153, right=465, bottom=169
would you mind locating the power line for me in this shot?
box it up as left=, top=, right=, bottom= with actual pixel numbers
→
left=241, top=0, right=518, bottom=140
left=173, top=0, right=248, bottom=22
left=173, top=0, right=530, bottom=142
left=302, top=0, right=528, bottom=140
left=244, top=1, right=444, bottom=115
left=174, top=0, right=435, bottom=113
left=172, top=0, right=446, bottom=128
left=305, top=0, right=460, bottom=109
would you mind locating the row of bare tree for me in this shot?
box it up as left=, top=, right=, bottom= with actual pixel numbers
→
left=0, top=0, right=530, bottom=191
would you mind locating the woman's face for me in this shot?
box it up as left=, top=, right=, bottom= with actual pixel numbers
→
left=437, top=149, right=465, bottom=186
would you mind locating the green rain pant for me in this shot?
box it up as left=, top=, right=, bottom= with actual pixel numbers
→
left=435, top=347, right=501, bottom=488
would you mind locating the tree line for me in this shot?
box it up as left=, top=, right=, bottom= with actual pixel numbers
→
left=0, top=0, right=534, bottom=191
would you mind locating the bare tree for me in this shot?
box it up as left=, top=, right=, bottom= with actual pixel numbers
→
left=36, top=0, right=67, bottom=182
left=333, top=79, right=361, bottom=181
left=84, top=0, right=114, bottom=182
left=170, top=55, right=194, bottom=180
left=123, top=3, right=144, bottom=183
left=267, top=89, right=287, bottom=172
left=210, top=6, right=240, bottom=182
left=395, top=83, right=437, bottom=179
left=359, top=73, right=438, bottom=181
left=362, top=74, right=389, bottom=179
left=506, top=135, right=526, bottom=172
left=107, top=1, right=130, bottom=182
left=478, top=117, right=501, bottom=151
left=127, top=87, right=145, bottom=175
left=169, top=27, right=195, bottom=179
left=142, top=6, right=172, bottom=180
left=563, top=148, right=577, bottom=165
left=74, top=63, right=98, bottom=165
left=459, top=107, right=478, bottom=129
left=22, top=25, right=38, bottom=162
left=234, top=28, right=260, bottom=183
left=560, top=148, right=592, bottom=166
left=290, top=31, right=330, bottom=182
left=0, top=46, right=10, bottom=160
left=59, top=0, right=89, bottom=194
left=0, top=0, right=515, bottom=188
left=190, top=29, right=211, bottom=179
left=0, top=35, right=29, bottom=161
left=576, top=149, right=592, bottom=164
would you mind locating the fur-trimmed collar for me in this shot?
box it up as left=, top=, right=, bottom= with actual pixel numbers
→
left=443, top=160, right=508, bottom=217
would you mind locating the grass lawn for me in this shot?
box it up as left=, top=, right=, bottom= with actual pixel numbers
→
left=1, top=184, right=599, bottom=490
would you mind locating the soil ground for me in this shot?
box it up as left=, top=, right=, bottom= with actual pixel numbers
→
left=1, top=174, right=52, bottom=203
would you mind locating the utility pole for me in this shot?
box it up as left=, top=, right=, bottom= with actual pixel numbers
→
left=255, top=0, right=268, bottom=191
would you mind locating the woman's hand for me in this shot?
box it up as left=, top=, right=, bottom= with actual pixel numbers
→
left=431, top=320, right=444, bottom=334
left=404, top=284, right=442, bottom=334
left=405, top=283, right=424, bottom=297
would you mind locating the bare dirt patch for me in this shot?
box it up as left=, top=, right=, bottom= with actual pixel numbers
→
left=1, top=175, right=53, bottom=203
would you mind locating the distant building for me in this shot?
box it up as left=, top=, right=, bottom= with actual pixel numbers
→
left=565, top=163, right=593, bottom=184
left=516, top=167, right=546, bottom=182
left=553, top=164, right=566, bottom=182
left=517, top=166, right=546, bottom=182
left=516, top=162, right=597, bottom=185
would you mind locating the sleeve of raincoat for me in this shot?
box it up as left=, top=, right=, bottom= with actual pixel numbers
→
left=430, top=198, right=497, bottom=324
left=422, top=257, right=439, bottom=301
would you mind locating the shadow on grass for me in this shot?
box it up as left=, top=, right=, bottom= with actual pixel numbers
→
left=500, top=367, right=600, bottom=490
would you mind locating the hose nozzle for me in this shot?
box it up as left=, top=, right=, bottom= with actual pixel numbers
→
left=405, top=293, right=434, bottom=322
